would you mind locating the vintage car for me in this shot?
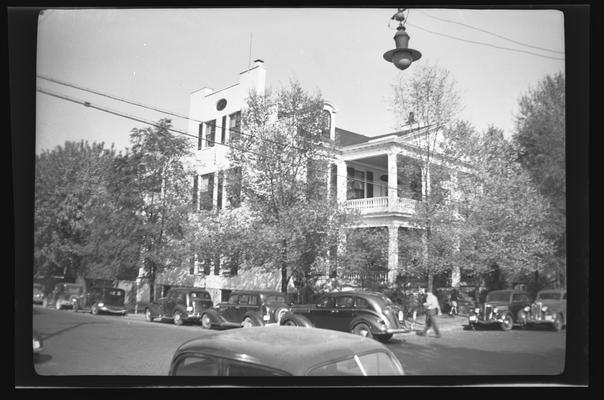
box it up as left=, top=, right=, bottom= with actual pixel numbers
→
left=145, top=287, right=213, bottom=326
left=435, top=287, right=476, bottom=315
left=281, top=291, right=407, bottom=343
left=169, top=326, right=404, bottom=376
left=200, top=290, right=290, bottom=329
left=44, top=283, right=85, bottom=310
left=33, top=283, right=45, bottom=305
left=468, top=289, right=532, bottom=331
left=522, top=288, right=567, bottom=331
left=33, top=330, right=44, bottom=362
left=72, top=286, right=128, bottom=316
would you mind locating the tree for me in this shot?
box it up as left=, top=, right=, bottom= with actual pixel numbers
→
left=512, top=72, right=566, bottom=286
left=225, top=81, right=350, bottom=294
left=339, top=227, right=389, bottom=290
left=125, top=119, right=194, bottom=301
left=391, top=63, right=465, bottom=291
left=34, top=141, right=118, bottom=282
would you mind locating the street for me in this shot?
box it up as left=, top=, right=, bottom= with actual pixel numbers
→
left=33, top=306, right=566, bottom=376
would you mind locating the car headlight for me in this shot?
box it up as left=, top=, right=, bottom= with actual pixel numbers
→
left=98, top=302, right=104, bottom=308
left=398, top=310, right=404, bottom=321
left=524, top=306, right=530, bottom=312
left=186, top=306, right=193, bottom=312
left=542, top=306, right=548, bottom=312
left=493, top=307, right=499, bottom=314
left=475, top=307, right=480, bottom=313
left=33, top=339, right=40, bottom=350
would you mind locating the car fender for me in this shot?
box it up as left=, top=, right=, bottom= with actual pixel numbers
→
left=242, top=311, right=265, bottom=326
left=201, top=308, right=229, bottom=326
left=279, top=312, right=314, bottom=327
left=146, top=302, right=161, bottom=316
left=172, top=305, right=188, bottom=316
left=349, top=315, right=383, bottom=333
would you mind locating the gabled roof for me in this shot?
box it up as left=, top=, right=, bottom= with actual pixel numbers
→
left=334, top=125, right=430, bottom=148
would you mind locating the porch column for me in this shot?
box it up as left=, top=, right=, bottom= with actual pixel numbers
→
left=336, top=160, right=347, bottom=204
left=388, top=224, right=399, bottom=285
left=387, top=152, right=398, bottom=209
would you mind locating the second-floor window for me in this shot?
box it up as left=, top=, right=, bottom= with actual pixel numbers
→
left=199, top=173, right=214, bottom=211
left=229, top=111, right=241, bottom=142
left=205, top=120, right=216, bottom=147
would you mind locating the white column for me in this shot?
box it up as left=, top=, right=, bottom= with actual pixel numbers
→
left=336, top=160, right=347, bottom=204
left=387, top=152, right=398, bottom=208
left=422, top=165, right=431, bottom=201
left=200, top=122, right=206, bottom=150
left=388, top=225, right=399, bottom=285
left=212, top=172, right=219, bottom=210
left=326, top=163, right=332, bottom=200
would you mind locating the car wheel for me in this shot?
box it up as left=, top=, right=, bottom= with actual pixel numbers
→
left=375, top=334, right=393, bottom=343
left=55, top=300, right=62, bottom=310
left=282, top=318, right=299, bottom=327
left=201, top=313, right=212, bottom=329
left=352, top=322, right=373, bottom=339
left=145, top=308, right=154, bottom=322
left=72, top=302, right=79, bottom=312
left=173, top=311, right=184, bottom=326
left=500, top=314, right=513, bottom=331
left=241, top=317, right=257, bottom=328
left=553, top=314, right=563, bottom=332
left=91, top=305, right=99, bottom=315
left=469, top=322, right=477, bottom=331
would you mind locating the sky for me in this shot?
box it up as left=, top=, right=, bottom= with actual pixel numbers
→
left=35, top=8, right=565, bottom=154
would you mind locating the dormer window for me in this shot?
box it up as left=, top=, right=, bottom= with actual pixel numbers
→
left=321, top=110, right=331, bottom=138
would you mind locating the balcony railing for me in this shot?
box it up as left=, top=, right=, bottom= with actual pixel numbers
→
left=339, top=271, right=390, bottom=287
left=344, top=196, right=418, bottom=214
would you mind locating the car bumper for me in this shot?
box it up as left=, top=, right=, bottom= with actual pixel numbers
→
left=468, top=315, right=505, bottom=325
left=99, top=306, right=128, bottom=315
left=526, top=315, right=558, bottom=325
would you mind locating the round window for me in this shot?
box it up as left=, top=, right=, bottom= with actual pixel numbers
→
left=216, top=99, right=227, bottom=111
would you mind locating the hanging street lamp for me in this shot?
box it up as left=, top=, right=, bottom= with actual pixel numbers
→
left=383, top=8, right=422, bottom=71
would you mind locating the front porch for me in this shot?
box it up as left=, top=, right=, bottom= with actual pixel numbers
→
left=344, top=196, right=419, bottom=215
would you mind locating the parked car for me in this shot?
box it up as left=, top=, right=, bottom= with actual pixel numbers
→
left=33, top=330, right=44, bottom=362
left=72, top=286, right=128, bottom=316
left=522, top=288, right=567, bottom=331
left=200, top=290, right=290, bottom=329
left=281, top=291, right=407, bottom=343
left=468, top=289, right=532, bottom=331
left=33, top=283, right=45, bottom=305
left=169, top=326, right=404, bottom=376
left=435, top=287, right=476, bottom=315
left=44, top=283, right=85, bottom=310
left=145, top=287, right=213, bottom=326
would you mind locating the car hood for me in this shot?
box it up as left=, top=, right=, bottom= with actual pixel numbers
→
left=483, top=301, right=510, bottom=308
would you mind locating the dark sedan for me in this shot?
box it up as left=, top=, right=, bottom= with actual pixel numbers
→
left=468, top=289, right=532, bottom=331
left=73, top=286, right=128, bottom=316
left=145, top=287, right=213, bottom=326
left=523, top=288, right=566, bottom=331
left=281, top=291, right=407, bottom=342
left=169, top=326, right=404, bottom=376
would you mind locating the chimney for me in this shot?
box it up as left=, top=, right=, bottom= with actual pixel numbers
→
left=253, top=59, right=264, bottom=67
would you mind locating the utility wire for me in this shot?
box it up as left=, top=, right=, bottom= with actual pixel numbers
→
left=407, top=22, right=565, bottom=61
left=418, top=10, right=564, bottom=55
left=36, top=74, right=336, bottom=156
left=38, top=87, right=416, bottom=193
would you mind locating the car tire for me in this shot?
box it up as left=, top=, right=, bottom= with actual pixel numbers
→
left=281, top=318, right=299, bottom=327
left=273, top=306, right=289, bottom=324
left=500, top=314, right=513, bottom=331
left=351, top=322, right=373, bottom=339
left=469, top=322, right=477, bottom=331
left=145, top=308, right=154, bottom=322
left=173, top=311, right=184, bottom=326
left=241, top=317, right=257, bottom=328
left=375, top=334, right=393, bottom=343
left=200, top=313, right=212, bottom=329
left=91, top=305, right=99, bottom=315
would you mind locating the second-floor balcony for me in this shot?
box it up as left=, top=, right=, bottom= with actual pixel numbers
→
left=344, top=196, right=419, bottom=215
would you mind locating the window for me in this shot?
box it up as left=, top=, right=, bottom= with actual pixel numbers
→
left=229, top=112, right=241, bottom=142
left=199, top=173, right=214, bottom=211
left=228, top=294, right=238, bottom=304
left=336, top=296, right=354, bottom=308
left=172, top=356, right=219, bottom=376
left=307, top=352, right=400, bottom=376
left=317, top=296, right=335, bottom=308
left=354, top=297, right=370, bottom=309
left=347, top=167, right=365, bottom=200
left=238, top=294, right=250, bottom=305
left=248, top=295, right=258, bottom=306
left=205, top=120, right=216, bottom=147
left=223, top=360, right=286, bottom=376
left=321, top=110, right=331, bottom=138
left=221, top=115, right=227, bottom=144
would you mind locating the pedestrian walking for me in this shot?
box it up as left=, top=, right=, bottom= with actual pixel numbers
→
left=449, top=288, right=459, bottom=316
left=417, top=290, right=441, bottom=338
left=407, top=289, right=422, bottom=331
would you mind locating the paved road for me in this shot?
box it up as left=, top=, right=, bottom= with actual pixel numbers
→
left=33, top=306, right=566, bottom=376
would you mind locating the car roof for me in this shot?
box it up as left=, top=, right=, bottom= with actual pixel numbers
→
left=488, top=289, right=526, bottom=294
left=170, top=287, right=208, bottom=292
left=231, top=290, right=284, bottom=296
left=173, top=326, right=392, bottom=375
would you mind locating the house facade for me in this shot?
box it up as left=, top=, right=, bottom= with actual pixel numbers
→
left=137, top=60, right=470, bottom=305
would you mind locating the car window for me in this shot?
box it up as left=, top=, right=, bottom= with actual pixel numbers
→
left=172, top=356, right=219, bottom=376
left=191, top=291, right=211, bottom=300
left=335, top=296, right=354, bottom=308
left=238, top=295, right=250, bottom=305
left=317, top=296, right=335, bottom=308
left=307, top=352, right=401, bottom=376
left=228, top=295, right=238, bottom=304
left=263, top=294, right=286, bottom=303
left=354, top=297, right=370, bottom=309
left=538, top=292, right=563, bottom=301
left=223, top=360, right=286, bottom=376
left=486, top=292, right=511, bottom=302
left=248, top=295, right=258, bottom=306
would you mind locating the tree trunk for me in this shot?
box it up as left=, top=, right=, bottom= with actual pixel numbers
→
left=280, top=240, right=288, bottom=293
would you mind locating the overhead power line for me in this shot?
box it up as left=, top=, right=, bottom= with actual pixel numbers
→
left=37, top=87, right=418, bottom=193
left=407, top=22, right=565, bottom=61
left=418, top=10, right=564, bottom=55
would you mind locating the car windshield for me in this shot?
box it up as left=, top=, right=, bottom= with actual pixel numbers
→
left=307, top=351, right=401, bottom=376
left=65, top=285, right=83, bottom=294
left=537, top=292, right=562, bottom=300
left=486, top=292, right=511, bottom=302
left=263, top=294, right=286, bottom=303
left=191, top=291, right=211, bottom=300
